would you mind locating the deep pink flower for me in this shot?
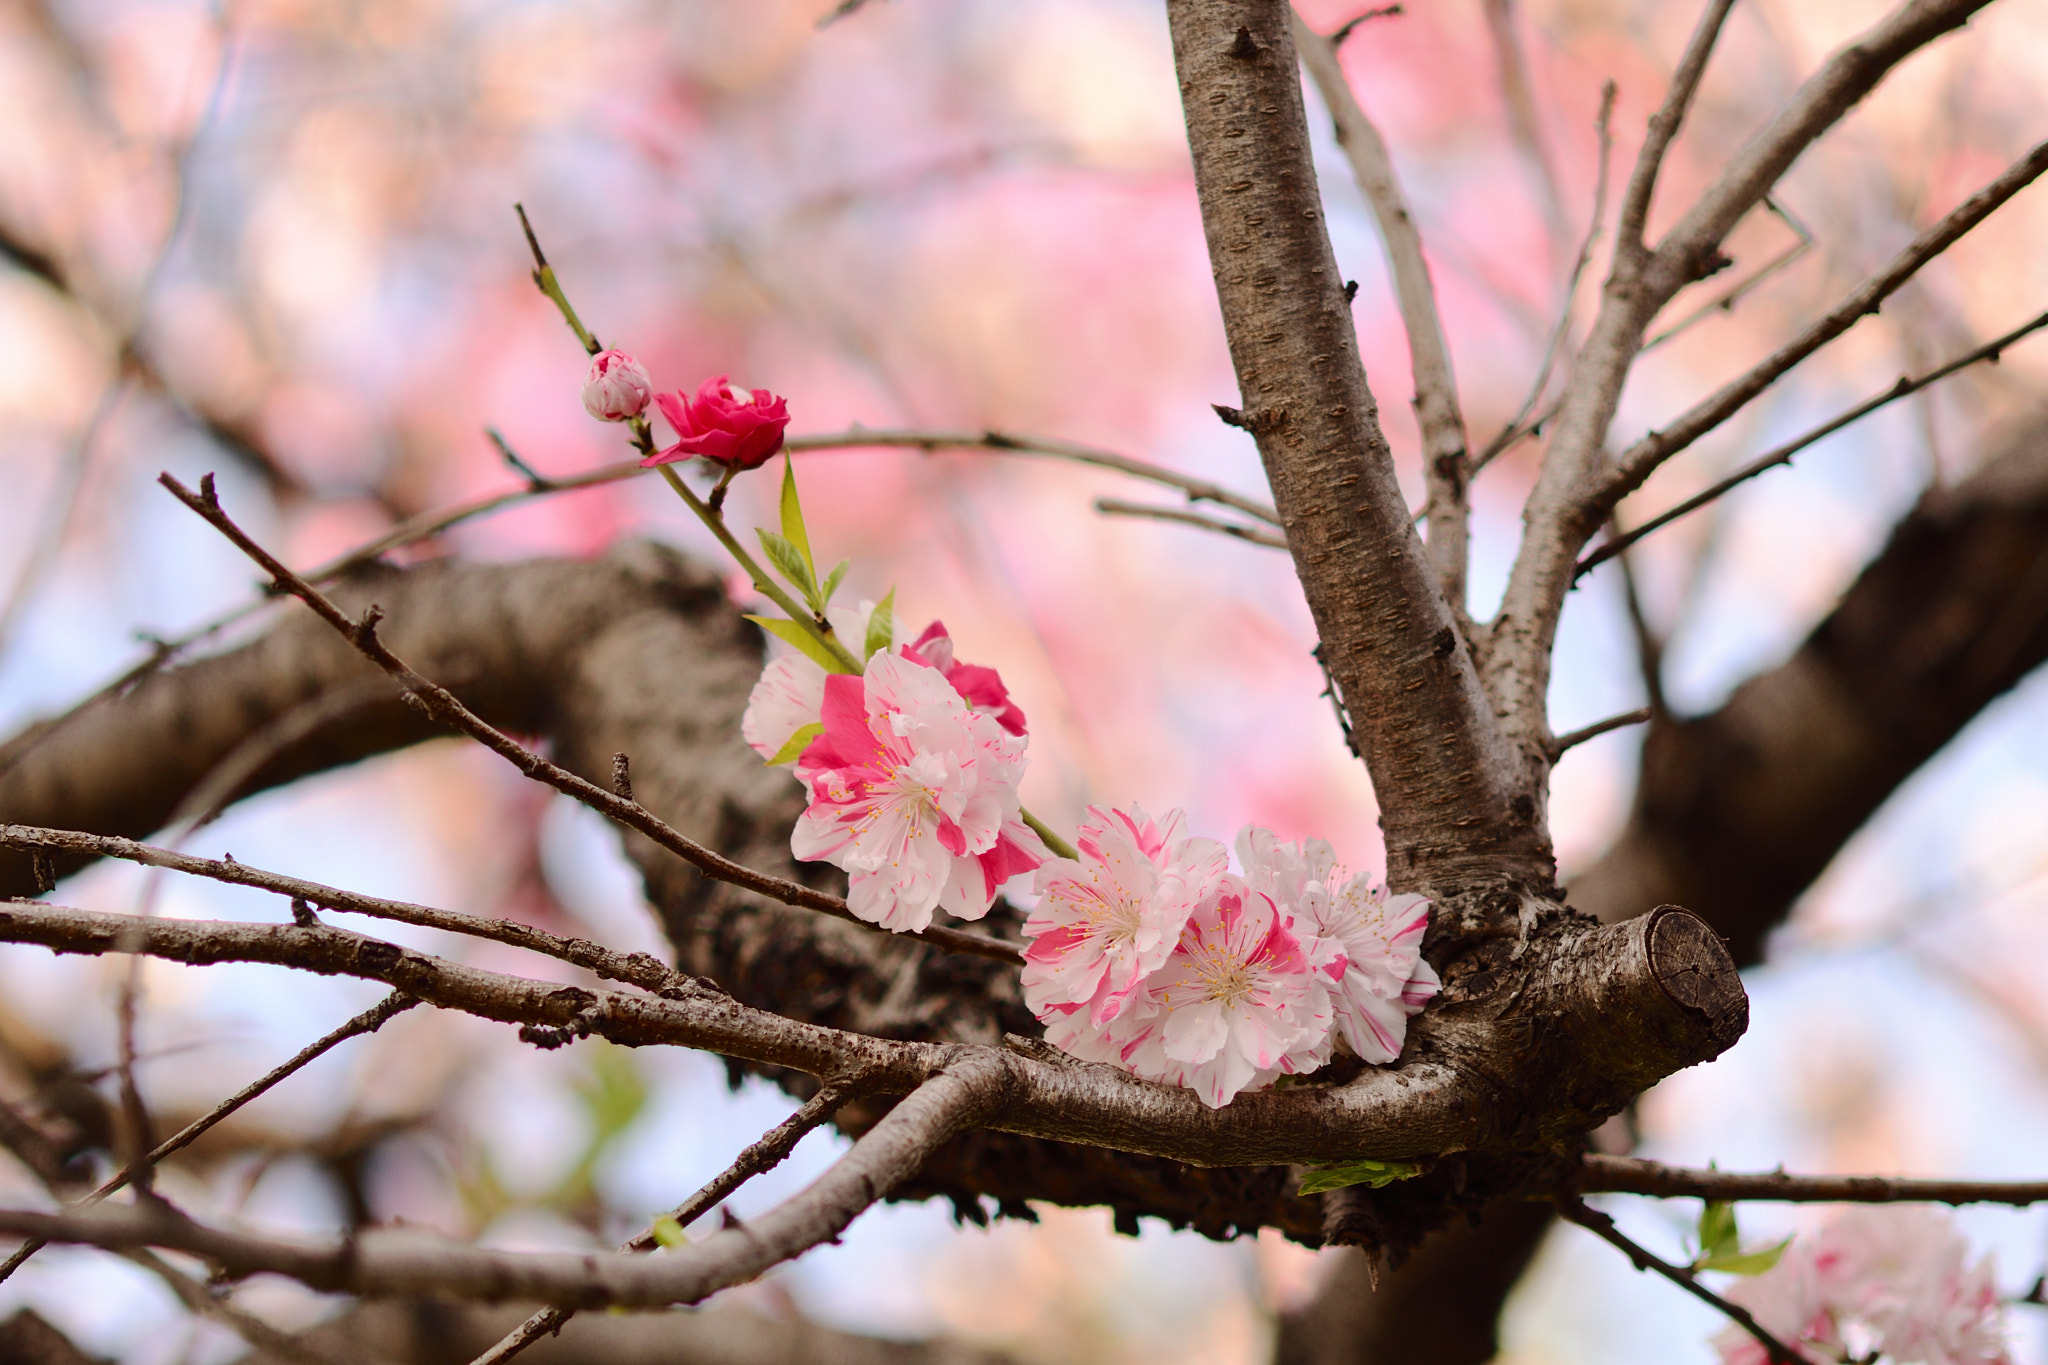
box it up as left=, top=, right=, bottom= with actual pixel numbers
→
left=790, top=650, right=1043, bottom=932
left=902, top=620, right=1027, bottom=736
left=581, top=349, right=652, bottom=422
left=646, top=374, right=791, bottom=470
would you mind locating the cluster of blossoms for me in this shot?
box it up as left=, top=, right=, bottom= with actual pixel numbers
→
left=581, top=350, right=792, bottom=471
left=1715, top=1207, right=2011, bottom=1365
left=1021, top=812, right=1437, bottom=1107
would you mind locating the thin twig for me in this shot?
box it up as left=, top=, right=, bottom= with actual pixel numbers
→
left=1550, top=707, right=1653, bottom=758
left=1295, top=7, right=1472, bottom=612
left=1614, top=0, right=1737, bottom=264
left=1556, top=1197, right=1804, bottom=1365
left=1581, top=1155, right=2048, bottom=1206
left=1475, top=81, right=1617, bottom=474
left=471, top=1080, right=861, bottom=1365
left=155, top=473, right=1023, bottom=967
left=1093, top=498, right=1287, bottom=548
left=1329, top=4, right=1402, bottom=47
left=126, top=1245, right=371, bottom=1365
left=1582, top=307, right=2048, bottom=575
left=1600, top=140, right=2048, bottom=506
left=1612, top=525, right=1670, bottom=717
left=1641, top=198, right=1815, bottom=352
left=0, top=991, right=419, bottom=1286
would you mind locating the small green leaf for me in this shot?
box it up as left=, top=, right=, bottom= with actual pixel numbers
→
left=746, top=615, right=844, bottom=673
left=650, top=1215, right=687, bottom=1251
left=755, top=528, right=819, bottom=604
left=1297, top=1159, right=1423, bottom=1195
left=779, top=454, right=816, bottom=581
left=820, top=559, right=849, bottom=608
left=1698, top=1200, right=1740, bottom=1261
left=1699, top=1238, right=1792, bottom=1277
left=764, top=722, right=824, bottom=766
left=864, top=587, right=896, bottom=660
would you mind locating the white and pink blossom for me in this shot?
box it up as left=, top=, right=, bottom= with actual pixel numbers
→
left=789, top=650, right=1043, bottom=932
left=580, top=349, right=652, bottom=422
left=741, top=601, right=888, bottom=763
left=902, top=621, right=1026, bottom=735
left=1714, top=1206, right=2011, bottom=1365
left=1020, top=805, right=1227, bottom=1031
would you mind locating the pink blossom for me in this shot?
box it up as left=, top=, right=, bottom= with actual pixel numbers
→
left=1020, top=805, right=1227, bottom=1031
left=646, top=374, right=791, bottom=470
left=902, top=621, right=1026, bottom=735
left=1236, top=827, right=1438, bottom=1066
left=1115, top=877, right=1329, bottom=1109
left=1715, top=1207, right=2011, bottom=1365
left=580, top=349, right=652, bottom=421
left=741, top=601, right=889, bottom=763
left=790, top=650, right=1043, bottom=932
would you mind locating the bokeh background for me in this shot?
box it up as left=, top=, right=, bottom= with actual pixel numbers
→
left=1, top=0, right=2046, bottom=1360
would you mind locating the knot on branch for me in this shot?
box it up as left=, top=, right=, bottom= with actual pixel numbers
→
left=1226, top=24, right=1262, bottom=59
left=1211, top=402, right=1287, bottom=435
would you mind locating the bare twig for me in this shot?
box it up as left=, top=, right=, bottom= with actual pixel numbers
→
left=1093, top=498, right=1287, bottom=548
left=1612, top=526, right=1670, bottom=717
left=1329, top=5, right=1401, bottom=46
left=1583, top=307, right=2048, bottom=575
left=1475, top=81, right=1618, bottom=474
left=1295, top=6, right=1473, bottom=614
left=472, top=1081, right=861, bottom=1365
left=0, top=989, right=419, bottom=1286
left=1549, top=707, right=1653, bottom=759
left=1581, top=1155, right=2048, bottom=1206
left=125, top=1246, right=370, bottom=1365
left=1556, top=1197, right=1803, bottom=1365
left=1614, top=0, right=1737, bottom=265
left=1641, top=198, right=1815, bottom=351
left=154, top=473, right=1024, bottom=968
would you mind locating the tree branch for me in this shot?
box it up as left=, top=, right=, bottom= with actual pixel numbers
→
left=1580, top=1155, right=2048, bottom=1205
left=1166, top=0, right=1544, bottom=892
left=1092, top=498, right=1287, bottom=548
left=1293, top=6, right=1474, bottom=618
left=1613, top=0, right=1736, bottom=265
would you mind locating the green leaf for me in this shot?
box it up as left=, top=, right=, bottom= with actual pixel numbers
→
left=1699, top=1238, right=1791, bottom=1277
left=864, top=587, right=896, bottom=661
left=1297, top=1159, right=1423, bottom=1195
left=755, top=528, right=819, bottom=605
left=820, top=559, right=849, bottom=608
left=650, top=1215, right=688, bottom=1251
left=779, top=454, right=816, bottom=582
left=746, top=615, right=844, bottom=673
left=764, top=722, right=824, bottom=766
left=1698, top=1200, right=1740, bottom=1261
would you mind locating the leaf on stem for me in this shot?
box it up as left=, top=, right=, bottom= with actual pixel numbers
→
left=820, top=559, right=849, bottom=608
left=779, top=454, right=817, bottom=584
left=865, top=587, right=896, bottom=661
left=1694, top=1200, right=1789, bottom=1276
left=1297, top=1158, right=1422, bottom=1194
left=650, top=1215, right=688, bottom=1251
left=746, top=615, right=845, bottom=673
left=764, top=722, right=824, bottom=766
left=756, top=529, right=819, bottom=605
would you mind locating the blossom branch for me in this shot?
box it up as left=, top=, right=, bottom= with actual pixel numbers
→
left=1555, top=1197, right=1803, bottom=1365
left=473, top=1081, right=860, bottom=1365
left=1580, top=1155, right=2048, bottom=1206
left=155, top=471, right=1022, bottom=967
left=1293, top=6, right=1474, bottom=617
left=1580, top=307, right=2048, bottom=576
left=0, top=1056, right=1012, bottom=1309
left=1091, top=498, right=1288, bottom=548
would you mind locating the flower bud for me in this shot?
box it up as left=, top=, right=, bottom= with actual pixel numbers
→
left=644, top=374, right=791, bottom=471
left=581, top=350, right=652, bottom=422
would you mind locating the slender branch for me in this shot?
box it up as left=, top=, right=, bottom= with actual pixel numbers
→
left=1092, top=498, right=1287, bottom=548
left=472, top=1081, right=860, bottom=1365
left=787, top=428, right=1282, bottom=526
left=0, top=990, right=418, bottom=1285
left=513, top=204, right=600, bottom=355
left=1601, top=144, right=2048, bottom=506
left=1641, top=198, right=1815, bottom=352
left=1581, top=1155, right=2048, bottom=1206
left=1584, top=308, right=2048, bottom=576
left=1612, top=526, right=1670, bottom=717
left=154, top=473, right=1022, bottom=967
left=1549, top=707, right=1652, bottom=759
left=125, top=1245, right=370, bottom=1365
left=1294, top=6, right=1474, bottom=616
left=1613, top=0, right=1737, bottom=265
left=0, top=1057, right=1013, bottom=1309
left=1556, top=1198, right=1804, bottom=1365
left=1475, top=81, right=1618, bottom=475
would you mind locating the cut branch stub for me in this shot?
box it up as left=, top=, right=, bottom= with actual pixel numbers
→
left=1165, top=0, right=1546, bottom=894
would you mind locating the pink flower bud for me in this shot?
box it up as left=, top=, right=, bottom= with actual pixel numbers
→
left=644, top=374, right=791, bottom=471
left=581, top=350, right=652, bottom=422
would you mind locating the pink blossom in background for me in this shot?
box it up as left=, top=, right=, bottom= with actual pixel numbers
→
left=1020, top=804, right=1228, bottom=1030
left=647, top=374, right=792, bottom=470
left=791, top=650, right=1043, bottom=932
left=902, top=620, right=1028, bottom=736
left=1117, top=878, right=1329, bottom=1109
left=741, top=600, right=891, bottom=762
left=1714, top=1206, right=2011, bottom=1365
left=579, top=349, right=651, bottom=421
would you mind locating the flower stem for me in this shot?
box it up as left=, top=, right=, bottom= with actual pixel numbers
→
left=656, top=464, right=863, bottom=673
left=514, top=204, right=600, bottom=356
left=1021, top=809, right=1078, bottom=861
